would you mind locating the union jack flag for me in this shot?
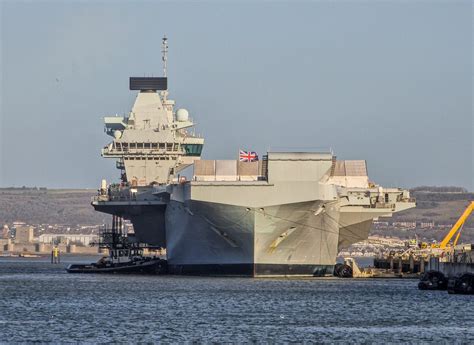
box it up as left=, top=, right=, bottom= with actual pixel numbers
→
left=239, top=150, right=258, bottom=162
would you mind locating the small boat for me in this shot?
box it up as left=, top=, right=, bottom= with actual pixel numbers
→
left=66, top=256, right=167, bottom=274
left=418, top=270, right=447, bottom=290
left=447, top=273, right=474, bottom=294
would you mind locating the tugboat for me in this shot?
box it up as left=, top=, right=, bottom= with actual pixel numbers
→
left=66, top=255, right=167, bottom=274
left=66, top=216, right=167, bottom=274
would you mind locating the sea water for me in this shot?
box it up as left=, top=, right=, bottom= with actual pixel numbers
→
left=0, top=257, right=472, bottom=343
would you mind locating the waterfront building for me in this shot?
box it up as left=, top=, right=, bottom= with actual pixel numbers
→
left=38, top=233, right=99, bottom=246
left=15, top=226, right=34, bottom=244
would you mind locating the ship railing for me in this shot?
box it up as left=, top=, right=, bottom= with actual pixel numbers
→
left=192, top=175, right=267, bottom=182
left=105, top=147, right=183, bottom=155
left=109, top=194, right=136, bottom=202
left=393, top=195, right=416, bottom=203
left=92, top=195, right=110, bottom=202
left=92, top=194, right=136, bottom=202
left=374, top=202, right=396, bottom=209
left=362, top=202, right=395, bottom=209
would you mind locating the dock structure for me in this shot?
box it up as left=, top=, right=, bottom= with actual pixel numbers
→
left=365, top=243, right=474, bottom=278
left=370, top=255, right=426, bottom=277
left=426, top=245, right=474, bottom=276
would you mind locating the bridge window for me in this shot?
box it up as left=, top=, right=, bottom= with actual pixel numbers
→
left=184, top=144, right=203, bottom=156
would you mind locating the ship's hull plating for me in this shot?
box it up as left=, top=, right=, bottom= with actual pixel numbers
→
left=165, top=199, right=342, bottom=276
left=94, top=198, right=391, bottom=276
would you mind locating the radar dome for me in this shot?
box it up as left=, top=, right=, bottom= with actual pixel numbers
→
left=113, top=130, right=122, bottom=139
left=176, top=108, right=189, bottom=122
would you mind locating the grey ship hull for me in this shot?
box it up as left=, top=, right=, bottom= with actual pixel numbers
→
left=93, top=153, right=415, bottom=277
left=165, top=199, right=340, bottom=276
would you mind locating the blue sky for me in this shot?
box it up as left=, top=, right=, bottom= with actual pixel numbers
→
left=0, top=0, right=472, bottom=190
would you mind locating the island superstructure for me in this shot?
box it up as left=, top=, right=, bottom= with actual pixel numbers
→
left=95, top=37, right=203, bottom=246
left=92, top=37, right=416, bottom=276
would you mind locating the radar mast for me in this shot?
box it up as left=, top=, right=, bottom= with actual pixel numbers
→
left=161, top=35, right=168, bottom=100
left=101, top=35, right=204, bottom=186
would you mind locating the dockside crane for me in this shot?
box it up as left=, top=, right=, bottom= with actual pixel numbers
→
left=439, top=201, right=474, bottom=249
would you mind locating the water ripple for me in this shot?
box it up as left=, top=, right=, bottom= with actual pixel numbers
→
left=0, top=258, right=472, bottom=342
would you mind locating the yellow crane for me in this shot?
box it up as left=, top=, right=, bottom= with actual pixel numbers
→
left=439, top=201, right=474, bottom=249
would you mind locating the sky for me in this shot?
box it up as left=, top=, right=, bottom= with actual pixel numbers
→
left=0, top=0, right=472, bottom=190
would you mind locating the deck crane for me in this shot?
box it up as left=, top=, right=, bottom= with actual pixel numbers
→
left=439, top=201, right=474, bottom=249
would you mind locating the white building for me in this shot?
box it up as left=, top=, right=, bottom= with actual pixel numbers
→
left=38, top=234, right=99, bottom=246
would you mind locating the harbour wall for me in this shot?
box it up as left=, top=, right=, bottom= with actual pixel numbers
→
left=0, top=239, right=102, bottom=255
left=427, top=258, right=474, bottom=277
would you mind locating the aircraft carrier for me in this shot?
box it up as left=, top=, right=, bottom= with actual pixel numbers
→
left=92, top=37, right=415, bottom=276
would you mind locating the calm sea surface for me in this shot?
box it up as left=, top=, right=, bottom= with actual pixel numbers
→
left=0, top=256, right=472, bottom=343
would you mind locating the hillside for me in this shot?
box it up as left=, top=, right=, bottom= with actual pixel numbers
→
left=392, top=191, right=474, bottom=227
left=374, top=190, right=473, bottom=242
left=0, top=187, right=472, bottom=242
left=0, top=188, right=108, bottom=225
